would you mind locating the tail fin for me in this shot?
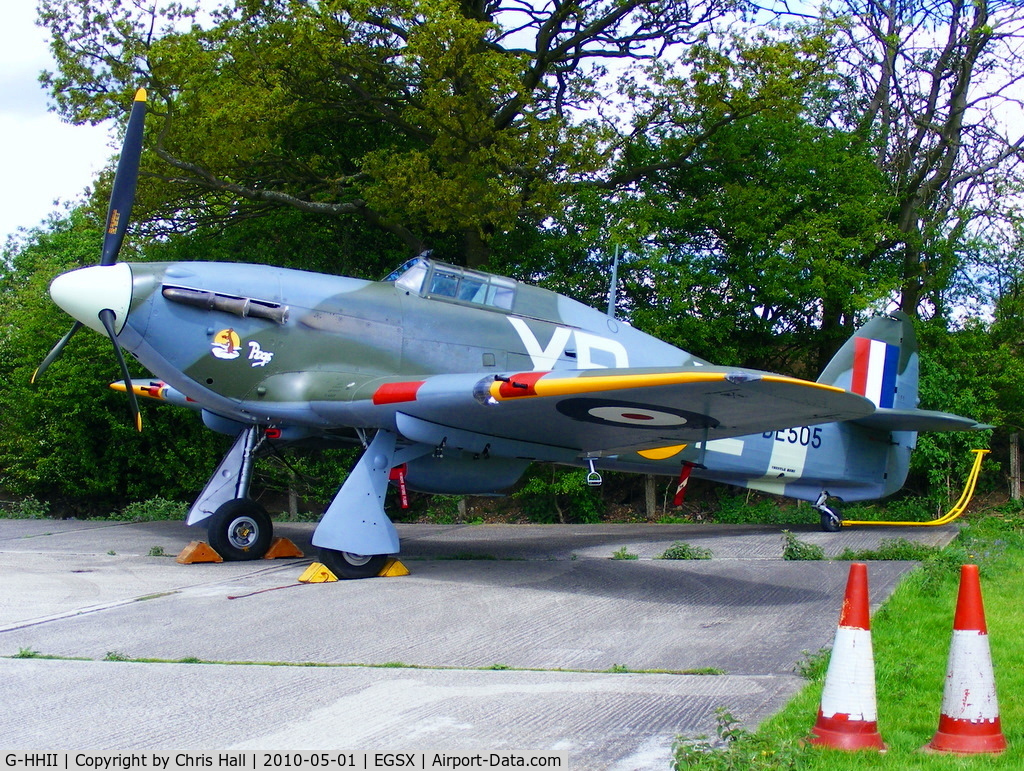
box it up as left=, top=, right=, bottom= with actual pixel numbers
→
left=818, top=312, right=984, bottom=432
left=818, top=311, right=916, bottom=410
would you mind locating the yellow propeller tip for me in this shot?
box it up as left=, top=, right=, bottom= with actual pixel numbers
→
left=30, top=369, right=39, bottom=385
left=134, top=88, right=147, bottom=102
left=135, top=415, right=143, bottom=432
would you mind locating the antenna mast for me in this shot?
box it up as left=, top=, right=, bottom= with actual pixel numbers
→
left=607, top=244, right=620, bottom=319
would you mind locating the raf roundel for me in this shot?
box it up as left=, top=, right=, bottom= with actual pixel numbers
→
left=555, top=398, right=718, bottom=430
left=586, top=406, right=688, bottom=426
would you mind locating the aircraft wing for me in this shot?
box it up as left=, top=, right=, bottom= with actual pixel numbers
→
left=332, top=366, right=877, bottom=458
left=851, top=408, right=991, bottom=433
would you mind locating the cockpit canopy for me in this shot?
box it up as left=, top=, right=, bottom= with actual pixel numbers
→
left=386, top=257, right=516, bottom=311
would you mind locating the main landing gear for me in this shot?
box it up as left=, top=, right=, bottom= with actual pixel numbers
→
left=317, top=550, right=389, bottom=580
left=814, top=490, right=842, bottom=533
left=188, top=425, right=428, bottom=577
left=207, top=498, right=273, bottom=561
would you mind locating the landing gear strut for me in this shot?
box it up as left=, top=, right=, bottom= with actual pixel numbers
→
left=191, top=425, right=431, bottom=572
left=188, top=425, right=275, bottom=560
left=814, top=491, right=842, bottom=533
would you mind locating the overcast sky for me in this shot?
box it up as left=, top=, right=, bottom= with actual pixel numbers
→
left=1, top=1, right=111, bottom=246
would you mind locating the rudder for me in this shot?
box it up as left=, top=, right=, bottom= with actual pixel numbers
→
left=817, top=311, right=918, bottom=411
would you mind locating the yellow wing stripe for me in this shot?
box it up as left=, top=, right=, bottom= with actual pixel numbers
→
left=489, top=371, right=845, bottom=401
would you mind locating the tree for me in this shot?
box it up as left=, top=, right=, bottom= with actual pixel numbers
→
left=614, top=107, right=897, bottom=372
left=826, top=0, right=1024, bottom=318
left=518, top=28, right=898, bottom=372
left=0, top=210, right=226, bottom=509
left=39, top=0, right=796, bottom=270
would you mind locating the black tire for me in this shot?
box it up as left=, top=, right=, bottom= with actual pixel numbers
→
left=318, top=548, right=388, bottom=580
left=207, top=499, right=273, bottom=560
left=819, top=506, right=842, bottom=533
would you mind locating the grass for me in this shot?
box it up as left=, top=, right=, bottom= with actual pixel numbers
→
left=658, top=541, right=713, bottom=560
left=675, top=506, right=1024, bottom=769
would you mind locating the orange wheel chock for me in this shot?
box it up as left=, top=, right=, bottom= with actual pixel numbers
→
left=263, top=537, right=304, bottom=560
left=175, top=541, right=224, bottom=564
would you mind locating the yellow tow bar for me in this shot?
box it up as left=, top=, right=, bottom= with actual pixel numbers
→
left=841, top=448, right=989, bottom=528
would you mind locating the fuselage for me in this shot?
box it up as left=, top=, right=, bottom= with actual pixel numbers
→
left=50, top=257, right=897, bottom=503
left=110, top=258, right=704, bottom=426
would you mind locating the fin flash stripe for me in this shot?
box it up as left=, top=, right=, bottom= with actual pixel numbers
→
left=851, top=338, right=899, bottom=409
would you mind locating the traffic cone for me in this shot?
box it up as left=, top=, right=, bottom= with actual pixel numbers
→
left=925, top=564, right=1006, bottom=754
left=808, top=563, right=886, bottom=751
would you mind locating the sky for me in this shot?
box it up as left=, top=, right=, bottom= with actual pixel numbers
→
left=1, top=1, right=112, bottom=246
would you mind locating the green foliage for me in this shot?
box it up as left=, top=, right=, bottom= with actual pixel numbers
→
left=673, top=708, right=808, bottom=770
left=794, top=649, right=830, bottom=683
left=611, top=546, right=639, bottom=561
left=0, top=212, right=228, bottom=510
left=252, top=447, right=359, bottom=517
left=617, top=41, right=898, bottom=372
left=780, top=530, right=824, bottom=561
left=835, top=538, right=942, bottom=562
left=112, top=497, right=188, bottom=522
left=658, top=541, right=713, bottom=560
left=841, top=496, right=937, bottom=523
left=514, top=467, right=605, bottom=524
left=147, top=545, right=166, bottom=557
left=424, top=495, right=461, bottom=525
left=143, top=207, right=404, bottom=282
left=707, top=492, right=817, bottom=526
left=0, top=497, right=50, bottom=519
left=912, top=320, right=1003, bottom=499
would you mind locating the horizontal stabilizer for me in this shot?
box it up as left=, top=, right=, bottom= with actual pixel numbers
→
left=852, top=408, right=991, bottom=433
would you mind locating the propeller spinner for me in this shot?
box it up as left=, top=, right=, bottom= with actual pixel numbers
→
left=33, top=88, right=148, bottom=432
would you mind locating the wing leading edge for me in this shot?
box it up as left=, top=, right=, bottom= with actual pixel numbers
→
left=357, top=366, right=876, bottom=457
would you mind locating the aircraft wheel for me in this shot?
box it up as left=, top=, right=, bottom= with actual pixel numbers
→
left=318, top=548, right=388, bottom=580
left=819, top=506, right=842, bottom=533
left=207, top=499, right=273, bottom=560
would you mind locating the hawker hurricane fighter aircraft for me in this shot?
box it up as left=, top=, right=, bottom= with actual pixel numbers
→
left=36, top=90, right=985, bottom=577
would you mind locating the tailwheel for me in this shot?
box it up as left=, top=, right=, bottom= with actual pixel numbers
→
left=814, top=491, right=842, bottom=532
left=208, top=499, right=273, bottom=560
left=819, top=507, right=842, bottom=533
left=318, top=548, right=388, bottom=580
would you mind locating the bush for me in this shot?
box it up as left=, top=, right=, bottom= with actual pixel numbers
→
left=781, top=530, right=824, bottom=561
left=0, top=496, right=50, bottom=519
left=658, top=541, right=713, bottom=560
left=709, top=491, right=816, bottom=526
left=112, top=497, right=188, bottom=522
left=842, top=495, right=938, bottom=523
left=514, top=467, right=605, bottom=524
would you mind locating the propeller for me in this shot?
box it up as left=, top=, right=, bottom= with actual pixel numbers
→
left=99, top=308, right=143, bottom=432
left=33, top=88, right=148, bottom=432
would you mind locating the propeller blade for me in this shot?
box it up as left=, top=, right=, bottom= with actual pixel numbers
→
left=31, top=321, right=83, bottom=383
left=98, top=308, right=143, bottom=432
left=100, top=88, right=147, bottom=267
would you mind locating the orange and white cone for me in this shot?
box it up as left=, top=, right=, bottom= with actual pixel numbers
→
left=925, top=564, right=1006, bottom=754
left=808, top=563, right=886, bottom=751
